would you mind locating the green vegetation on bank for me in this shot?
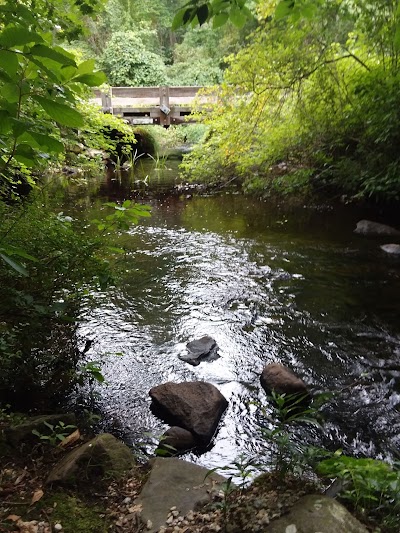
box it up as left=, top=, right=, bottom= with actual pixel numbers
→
left=182, top=0, right=400, bottom=202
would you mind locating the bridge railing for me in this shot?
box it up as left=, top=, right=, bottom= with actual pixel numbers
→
left=92, top=86, right=212, bottom=126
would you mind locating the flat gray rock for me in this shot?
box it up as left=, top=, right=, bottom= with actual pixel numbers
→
left=179, top=335, right=218, bottom=366
left=136, top=457, right=227, bottom=532
left=354, top=219, right=400, bottom=236
left=381, top=243, right=400, bottom=255
left=266, top=494, right=368, bottom=532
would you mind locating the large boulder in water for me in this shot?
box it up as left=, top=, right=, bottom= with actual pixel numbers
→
left=149, top=381, right=228, bottom=444
left=179, top=335, right=218, bottom=366
left=354, top=220, right=400, bottom=236
left=260, top=363, right=309, bottom=399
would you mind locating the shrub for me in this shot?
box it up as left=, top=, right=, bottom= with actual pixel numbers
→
left=0, top=200, right=108, bottom=403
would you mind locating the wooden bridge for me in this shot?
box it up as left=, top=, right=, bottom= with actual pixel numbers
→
left=92, top=86, right=211, bottom=127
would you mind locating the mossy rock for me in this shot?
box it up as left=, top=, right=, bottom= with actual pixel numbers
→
left=38, top=492, right=110, bottom=533
left=47, top=433, right=134, bottom=486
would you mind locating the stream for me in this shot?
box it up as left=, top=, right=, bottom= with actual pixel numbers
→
left=59, top=160, right=400, bottom=473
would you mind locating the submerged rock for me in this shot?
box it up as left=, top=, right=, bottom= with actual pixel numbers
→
left=149, top=381, right=228, bottom=444
left=46, top=433, right=134, bottom=485
left=136, top=457, right=227, bottom=533
left=260, top=363, right=309, bottom=399
left=354, top=219, right=400, bottom=236
left=159, top=426, right=197, bottom=454
left=381, top=243, right=400, bottom=255
left=265, top=494, right=368, bottom=532
left=179, top=335, right=219, bottom=366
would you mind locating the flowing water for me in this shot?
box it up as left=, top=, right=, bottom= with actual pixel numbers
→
left=60, top=161, right=400, bottom=472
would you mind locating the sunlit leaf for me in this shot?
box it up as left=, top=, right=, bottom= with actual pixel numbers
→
left=32, top=96, right=84, bottom=127
left=30, top=44, right=77, bottom=67
left=229, top=6, right=246, bottom=28
left=213, top=12, right=229, bottom=28
left=0, top=26, right=43, bottom=46
left=73, top=71, right=107, bottom=86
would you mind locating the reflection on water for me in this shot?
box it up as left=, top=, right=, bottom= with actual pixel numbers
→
left=61, top=168, right=400, bottom=471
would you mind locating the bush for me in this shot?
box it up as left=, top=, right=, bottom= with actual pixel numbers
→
left=100, top=31, right=167, bottom=86
left=0, top=200, right=108, bottom=403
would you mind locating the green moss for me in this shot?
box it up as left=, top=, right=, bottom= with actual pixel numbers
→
left=39, top=492, right=110, bottom=533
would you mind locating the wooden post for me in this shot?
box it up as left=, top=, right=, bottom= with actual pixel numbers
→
left=101, top=91, right=112, bottom=114
left=159, top=85, right=171, bottom=127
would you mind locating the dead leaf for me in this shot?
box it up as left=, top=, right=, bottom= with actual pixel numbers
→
left=6, top=514, right=21, bottom=522
left=15, top=471, right=27, bottom=485
left=31, top=488, right=44, bottom=505
left=16, top=519, right=39, bottom=533
left=58, top=429, right=80, bottom=448
left=127, top=503, right=142, bottom=514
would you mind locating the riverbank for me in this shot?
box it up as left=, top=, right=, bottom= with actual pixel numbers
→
left=0, top=416, right=371, bottom=533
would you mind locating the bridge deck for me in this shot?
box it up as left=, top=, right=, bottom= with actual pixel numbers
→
left=92, top=86, right=212, bottom=126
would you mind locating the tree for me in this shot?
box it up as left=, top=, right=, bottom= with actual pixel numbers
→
left=100, top=31, right=167, bottom=86
left=182, top=0, right=400, bottom=200
left=0, top=0, right=106, bottom=197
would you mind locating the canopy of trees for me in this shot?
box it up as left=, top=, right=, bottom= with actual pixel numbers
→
left=183, top=0, right=400, bottom=200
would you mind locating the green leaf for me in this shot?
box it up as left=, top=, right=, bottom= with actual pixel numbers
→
left=0, top=26, right=43, bottom=47
left=73, top=71, right=107, bottom=86
left=0, top=244, right=37, bottom=262
left=14, top=143, right=36, bottom=166
left=0, top=50, right=19, bottom=77
left=275, top=0, right=293, bottom=20
left=76, top=59, right=96, bottom=75
left=11, top=119, right=29, bottom=138
left=213, top=12, right=229, bottom=28
left=394, top=23, right=400, bottom=50
left=0, top=253, right=28, bottom=276
left=197, top=4, right=209, bottom=26
left=1, top=83, right=20, bottom=103
left=172, top=8, right=188, bottom=30
left=229, top=6, right=246, bottom=28
left=0, top=110, right=12, bottom=134
left=28, top=132, right=64, bottom=153
left=30, top=44, right=77, bottom=67
left=32, top=96, right=84, bottom=128
left=107, top=246, right=125, bottom=254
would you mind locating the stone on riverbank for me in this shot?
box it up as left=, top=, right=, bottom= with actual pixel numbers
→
left=381, top=243, right=400, bottom=255
left=354, top=219, right=400, bottom=236
left=4, top=413, right=76, bottom=447
left=149, top=381, right=228, bottom=444
left=46, top=433, right=134, bottom=485
left=136, top=457, right=227, bottom=533
left=260, top=364, right=309, bottom=399
left=265, top=494, right=368, bottom=532
left=179, top=335, right=218, bottom=366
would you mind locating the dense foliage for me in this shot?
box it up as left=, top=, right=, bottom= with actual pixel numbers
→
left=100, top=31, right=167, bottom=86
left=0, top=0, right=108, bottom=197
left=183, top=0, right=400, bottom=201
left=77, top=0, right=254, bottom=86
left=0, top=0, right=150, bottom=403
